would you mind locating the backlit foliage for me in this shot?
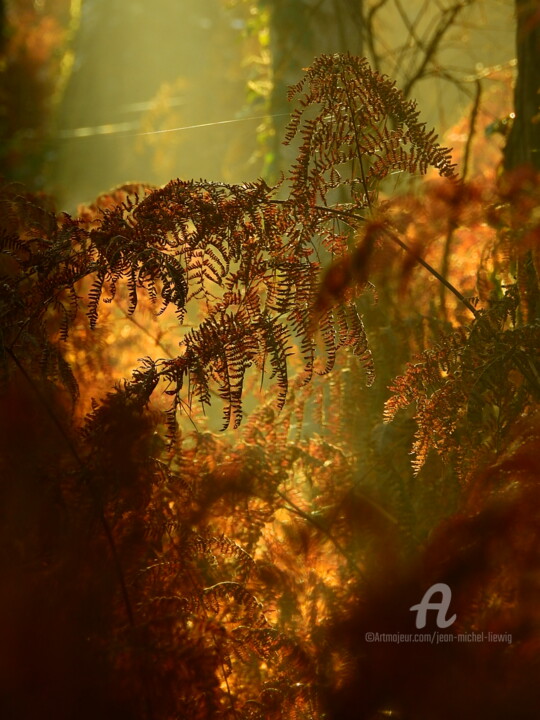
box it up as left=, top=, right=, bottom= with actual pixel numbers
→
left=0, top=0, right=72, bottom=187
left=1, top=54, right=539, bottom=719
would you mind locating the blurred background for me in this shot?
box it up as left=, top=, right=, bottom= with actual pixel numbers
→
left=1, top=0, right=515, bottom=212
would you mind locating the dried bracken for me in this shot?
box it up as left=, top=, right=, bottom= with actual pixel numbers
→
left=1, top=54, right=539, bottom=720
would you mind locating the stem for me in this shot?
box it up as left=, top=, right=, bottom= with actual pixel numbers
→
left=439, top=221, right=456, bottom=320
left=462, top=79, right=482, bottom=181
left=268, top=199, right=479, bottom=318
left=277, top=489, right=364, bottom=578
left=344, top=83, right=373, bottom=213
left=213, top=633, right=238, bottom=720
left=383, top=225, right=479, bottom=318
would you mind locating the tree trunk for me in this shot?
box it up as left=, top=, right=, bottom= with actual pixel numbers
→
left=264, top=0, right=364, bottom=180
left=504, top=1, right=540, bottom=324
left=504, top=0, right=540, bottom=171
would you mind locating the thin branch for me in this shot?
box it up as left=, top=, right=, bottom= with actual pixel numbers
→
left=436, top=77, right=482, bottom=318
left=276, top=489, right=364, bottom=577
left=462, top=78, right=482, bottom=181
left=382, top=224, right=479, bottom=317
left=364, top=0, right=391, bottom=73
left=119, top=306, right=178, bottom=358
left=267, top=199, right=479, bottom=317
left=393, top=0, right=432, bottom=81
left=401, top=1, right=472, bottom=99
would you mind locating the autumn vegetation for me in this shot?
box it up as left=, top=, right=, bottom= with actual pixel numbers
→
left=1, top=44, right=539, bottom=720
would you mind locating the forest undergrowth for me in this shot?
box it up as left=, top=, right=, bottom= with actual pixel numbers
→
left=1, top=54, right=539, bottom=720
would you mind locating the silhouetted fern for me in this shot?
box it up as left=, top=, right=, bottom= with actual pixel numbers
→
left=2, top=54, right=539, bottom=720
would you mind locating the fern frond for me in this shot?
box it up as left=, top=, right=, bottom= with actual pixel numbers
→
left=285, top=53, right=457, bottom=209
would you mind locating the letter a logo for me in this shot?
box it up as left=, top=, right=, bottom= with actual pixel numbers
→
left=410, top=583, right=456, bottom=629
